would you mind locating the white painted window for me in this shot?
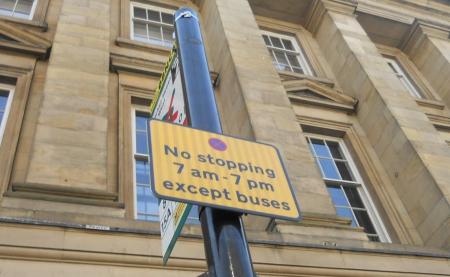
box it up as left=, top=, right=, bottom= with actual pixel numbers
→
left=262, top=30, right=313, bottom=76
left=132, top=109, right=198, bottom=222
left=0, top=83, right=13, bottom=145
left=384, top=56, right=423, bottom=98
left=306, top=135, right=390, bottom=242
left=132, top=110, right=158, bottom=221
left=130, top=2, right=175, bottom=48
left=0, top=0, right=38, bottom=20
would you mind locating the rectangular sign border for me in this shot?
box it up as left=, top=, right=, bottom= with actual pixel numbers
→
left=149, top=119, right=302, bottom=222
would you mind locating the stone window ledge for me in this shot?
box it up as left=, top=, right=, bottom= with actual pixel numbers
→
left=0, top=16, right=47, bottom=32
left=278, top=70, right=337, bottom=88
left=415, top=98, right=446, bottom=110
left=115, top=37, right=171, bottom=56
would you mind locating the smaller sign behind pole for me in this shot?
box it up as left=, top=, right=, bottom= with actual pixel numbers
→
left=149, top=46, right=192, bottom=265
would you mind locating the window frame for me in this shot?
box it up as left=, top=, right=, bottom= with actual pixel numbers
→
left=384, top=56, right=423, bottom=99
left=0, top=82, right=14, bottom=145
left=261, top=29, right=314, bottom=76
left=131, top=107, right=159, bottom=221
left=129, top=1, right=175, bottom=48
left=306, top=133, right=391, bottom=243
left=377, top=44, right=440, bottom=101
left=0, top=0, right=39, bottom=20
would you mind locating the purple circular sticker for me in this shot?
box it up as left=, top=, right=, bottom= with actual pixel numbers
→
left=209, top=138, right=227, bottom=151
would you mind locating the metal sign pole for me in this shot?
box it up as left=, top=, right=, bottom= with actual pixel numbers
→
left=174, top=7, right=255, bottom=277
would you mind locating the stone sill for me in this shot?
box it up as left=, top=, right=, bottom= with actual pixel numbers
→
left=115, top=37, right=171, bottom=56
left=415, top=98, right=446, bottom=110
left=0, top=15, right=47, bottom=31
left=278, top=70, right=338, bottom=89
left=1, top=216, right=449, bottom=260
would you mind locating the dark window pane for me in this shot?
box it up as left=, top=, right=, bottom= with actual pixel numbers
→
left=133, top=7, right=146, bottom=19
left=310, top=138, right=331, bottom=158
left=162, top=27, right=174, bottom=45
left=135, top=131, right=148, bottom=154
left=147, top=9, right=160, bottom=21
left=161, top=13, right=174, bottom=24
left=274, top=51, right=288, bottom=66
left=327, top=141, right=343, bottom=159
left=135, top=115, right=148, bottom=131
left=0, top=111, right=4, bottom=123
left=135, top=160, right=150, bottom=184
left=14, top=0, right=33, bottom=18
left=275, top=63, right=289, bottom=71
left=0, top=93, right=8, bottom=111
left=287, top=53, right=300, bottom=67
left=336, top=161, right=353, bottom=181
left=282, top=39, right=294, bottom=50
left=0, top=0, right=15, bottom=16
left=0, top=89, right=9, bottom=97
left=133, top=22, right=147, bottom=40
left=262, top=35, right=270, bottom=46
left=136, top=186, right=146, bottom=211
left=354, top=210, right=377, bottom=234
left=144, top=186, right=158, bottom=213
left=327, top=185, right=349, bottom=207
left=292, top=67, right=303, bottom=74
left=136, top=185, right=158, bottom=215
left=137, top=214, right=146, bottom=220
left=343, top=187, right=365, bottom=208
left=187, top=205, right=198, bottom=221
left=269, top=50, right=277, bottom=63
left=336, top=207, right=357, bottom=227
left=318, top=158, right=340, bottom=179
left=147, top=24, right=162, bottom=44
left=270, top=36, right=282, bottom=48
left=368, top=235, right=380, bottom=242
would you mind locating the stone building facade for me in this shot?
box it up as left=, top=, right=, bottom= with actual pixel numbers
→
left=0, top=0, right=449, bottom=275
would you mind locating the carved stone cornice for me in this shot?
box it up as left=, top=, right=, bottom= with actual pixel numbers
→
left=284, top=78, right=358, bottom=112
left=305, top=0, right=357, bottom=34
left=0, top=19, right=51, bottom=59
left=110, top=53, right=165, bottom=77
left=355, top=1, right=414, bottom=25
left=401, top=19, right=450, bottom=55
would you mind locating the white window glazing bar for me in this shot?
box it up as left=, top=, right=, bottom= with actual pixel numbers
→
left=306, top=134, right=391, bottom=242
left=130, top=2, right=174, bottom=47
left=261, top=30, right=313, bottom=76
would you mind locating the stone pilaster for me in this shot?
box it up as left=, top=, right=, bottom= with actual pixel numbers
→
left=199, top=0, right=337, bottom=227
left=309, top=0, right=450, bottom=248
left=26, top=0, right=111, bottom=191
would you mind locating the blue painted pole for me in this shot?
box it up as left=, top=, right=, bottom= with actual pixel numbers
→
left=174, top=7, right=255, bottom=277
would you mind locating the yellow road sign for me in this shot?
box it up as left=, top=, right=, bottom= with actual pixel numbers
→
left=150, top=120, right=301, bottom=220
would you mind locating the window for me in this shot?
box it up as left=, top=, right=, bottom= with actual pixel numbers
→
left=132, top=109, right=198, bottom=222
left=0, top=83, right=13, bottom=145
left=133, top=111, right=158, bottom=220
left=306, top=135, right=390, bottom=242
left=0, top=0, right=38, bottom=20
left=262, top=30, right=313, bottom=75
left=130, top=2, right=174, bottom=47
left=384, top=56, right=424, bottom=98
